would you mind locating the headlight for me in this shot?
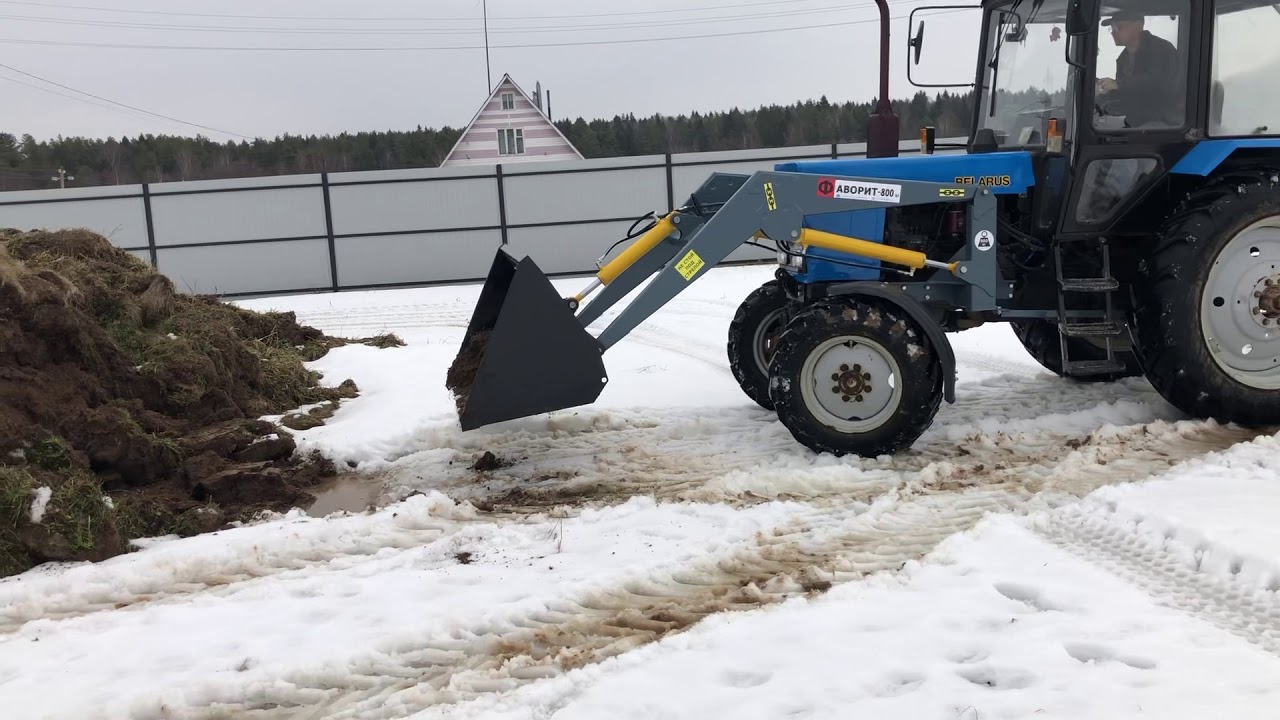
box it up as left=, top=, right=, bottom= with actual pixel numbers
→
left=777, top=248, right=805, bottom=271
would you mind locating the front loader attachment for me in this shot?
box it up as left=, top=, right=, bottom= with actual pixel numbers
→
left=446, top=168, right=997, bottom=432
left=446, top=249, right=607, bottom=431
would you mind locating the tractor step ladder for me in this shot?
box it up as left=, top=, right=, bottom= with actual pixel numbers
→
left=1055, top=239, right=1126, bottom=377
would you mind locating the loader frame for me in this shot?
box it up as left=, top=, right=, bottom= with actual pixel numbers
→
left=576, top=171, right=1005, bottom=350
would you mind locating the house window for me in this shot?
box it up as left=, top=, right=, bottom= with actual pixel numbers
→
left=501, top=92, right=515, bottom=110
left=498, top=128, right=524, bottom=155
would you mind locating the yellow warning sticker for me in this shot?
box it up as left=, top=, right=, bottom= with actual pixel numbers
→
left=939, top=188, right=966, bottom=198
left=675, top=250, right=705, bottom=281
left=764, top=182, right=777, bottom=211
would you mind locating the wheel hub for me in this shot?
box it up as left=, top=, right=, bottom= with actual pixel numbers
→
left=1252, top=276, right=1280, bottom=326
left=1202, top=217, right=1280, bottom=389
left=830, top=363, right=873, bottom=402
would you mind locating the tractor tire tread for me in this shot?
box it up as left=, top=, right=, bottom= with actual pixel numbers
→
left=768, top=296, right=943, bottom=457
left=727, top=280, right=792, bottom=411
left=1130, top=166, right=1280, bottom=425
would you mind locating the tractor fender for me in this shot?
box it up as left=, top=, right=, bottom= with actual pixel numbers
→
left=819, top=282, right=956, bottom=404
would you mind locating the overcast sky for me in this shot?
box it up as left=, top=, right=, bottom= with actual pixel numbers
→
left=1, top=0, right=986, bottom=142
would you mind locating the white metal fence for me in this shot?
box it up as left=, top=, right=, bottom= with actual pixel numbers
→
left=0, top=138, right=945, bottom=297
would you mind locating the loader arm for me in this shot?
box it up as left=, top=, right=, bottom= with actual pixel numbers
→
left=448, top=170, right=1000, bottom=431
left=582, top=171, right=1000, bottom=350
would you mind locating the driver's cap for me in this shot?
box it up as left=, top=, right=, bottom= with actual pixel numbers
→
left=1102, top=10, right=1144, bottom=26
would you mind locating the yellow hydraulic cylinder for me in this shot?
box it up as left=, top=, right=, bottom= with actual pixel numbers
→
left=597, top=212, right=679, bottom=285
left=797, top=229, right=958, bottom=274
left=572, top=212, right=680, bottom=305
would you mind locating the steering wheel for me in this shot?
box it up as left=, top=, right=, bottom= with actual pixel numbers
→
left=1016, top=105, right=1065, bottom=117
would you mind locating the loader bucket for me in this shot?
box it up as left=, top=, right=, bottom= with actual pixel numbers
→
left=446, top=249, right=608, bottom=431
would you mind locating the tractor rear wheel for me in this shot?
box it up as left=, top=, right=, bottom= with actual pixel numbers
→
left=1130, top=167, right=1280, bottom=425
left=727, top=280, right=792, bottom=410
left=1009, top=319, right=1142, bottom=382
left=768, top=297, right=943, bottom=457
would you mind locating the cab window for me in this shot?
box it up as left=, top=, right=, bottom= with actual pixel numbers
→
left=1092, top=5, right=1189, bottom=131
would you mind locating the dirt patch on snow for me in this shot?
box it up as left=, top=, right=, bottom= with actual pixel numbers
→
left=0, top=229, right=377, bottom=577
left=470, top=450, right=514, bottom=472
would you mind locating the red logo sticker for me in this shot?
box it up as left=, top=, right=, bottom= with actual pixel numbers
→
left=817, top=178, right=836, bottom=198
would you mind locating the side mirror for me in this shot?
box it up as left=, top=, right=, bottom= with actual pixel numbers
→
left=910, top=21, right=926, bottom=65
left=906, top=5, right=981, bottom=89
left=1066, top=0, right=1090, bottom=35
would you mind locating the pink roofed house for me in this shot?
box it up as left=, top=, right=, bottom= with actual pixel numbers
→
left=441, top=74, right=584, bottom=167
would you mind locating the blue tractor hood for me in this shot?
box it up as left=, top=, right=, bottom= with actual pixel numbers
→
left=776, top=151, right=1035, bottom=195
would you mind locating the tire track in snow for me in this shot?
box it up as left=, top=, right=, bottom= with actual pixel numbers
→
left=155, top=489, right=1012, bottom=720
left=955, top=351, right=1044, bottom=379
left=625, top=325, right=734, bottom=376
left=0, top=491, right=494, bottom=634
left=161, top=422, right=1266, bottom=720
left=10, top=369, right=1239, bottom=638
left=1035, top=504, right=1280, bottom=656
left=387, top=369, right=1216, bottom=512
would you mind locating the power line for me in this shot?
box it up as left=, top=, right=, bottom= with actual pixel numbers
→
left=0, top=0, right=837, bottom=22
left=0, top=9, right=957, bottom=53
left=0, top=3, right=880, bottom=36
left=0, top=71, right=152, bottom=119
left=0, top=62, right=253, bottom=139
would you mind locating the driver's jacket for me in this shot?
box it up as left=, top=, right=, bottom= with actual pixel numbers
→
left=1106, top=30, right=1182, bottom=127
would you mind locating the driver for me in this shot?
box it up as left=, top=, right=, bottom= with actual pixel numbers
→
left=1096, top=11, right=1182, bottom=127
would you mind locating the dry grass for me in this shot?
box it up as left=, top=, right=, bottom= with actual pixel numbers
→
left=0, top=242, right=26, bottom=299
left=139, top=274, right=176, bottom=327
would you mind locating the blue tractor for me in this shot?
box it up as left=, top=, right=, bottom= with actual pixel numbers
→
left=449, top=0, right=1280, bottom=457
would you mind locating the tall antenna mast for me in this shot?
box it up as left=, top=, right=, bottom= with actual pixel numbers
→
left=483, top=0, right=492, bottom=92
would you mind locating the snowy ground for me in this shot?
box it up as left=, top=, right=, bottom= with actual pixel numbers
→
left=4, top=264, right=1280, bottom=719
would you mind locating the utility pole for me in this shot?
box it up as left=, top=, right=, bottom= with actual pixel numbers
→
left=483, top=0, right=492, bottom=93
left=50, top=166, right=73, bottom=188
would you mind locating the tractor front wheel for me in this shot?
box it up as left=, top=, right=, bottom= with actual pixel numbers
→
left=727, top=280, right=792, bottom=410
left=768, top=297, right=943, bottom=457
left=1131, top=168, right=1280, bottom=425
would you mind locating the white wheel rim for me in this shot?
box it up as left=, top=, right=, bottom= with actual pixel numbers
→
left=1202, top=216, right=1280, bottom=389
left=751, top=307, right=787, bottom=375
left=799, top=335, right=902, bottom=433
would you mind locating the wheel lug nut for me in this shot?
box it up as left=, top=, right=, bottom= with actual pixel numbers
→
left=864, top=373, right=872, bottom=381
left=831, top=373, right=840, bottom=381
left=854, top=364, right=862, bottom=373
left=855, top=395, right=864, bottom=402
left=841, top=394, right=851, bottom=402
left=840, top=364, right=849, bottom=372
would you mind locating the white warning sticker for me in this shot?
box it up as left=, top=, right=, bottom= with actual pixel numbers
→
left=973, top=229, right=995, bottom=252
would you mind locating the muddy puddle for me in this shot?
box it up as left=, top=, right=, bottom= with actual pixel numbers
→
left=305, top=473, right=389, bottom=517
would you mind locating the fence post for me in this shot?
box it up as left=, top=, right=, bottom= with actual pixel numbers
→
left=496, top=164, right=508, bottom=245
left=321, top=172, right=339, bottom=290
left=665, top=152, right=674, bottom=212
left=142, top=183, right=158, bottom=267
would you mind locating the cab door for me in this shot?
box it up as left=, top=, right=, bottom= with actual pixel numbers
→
left=1057, top=0, right=1205, bottom=237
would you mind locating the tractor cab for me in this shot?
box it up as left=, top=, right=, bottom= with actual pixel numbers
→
left=957, top=0, right=1280, bottom=238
